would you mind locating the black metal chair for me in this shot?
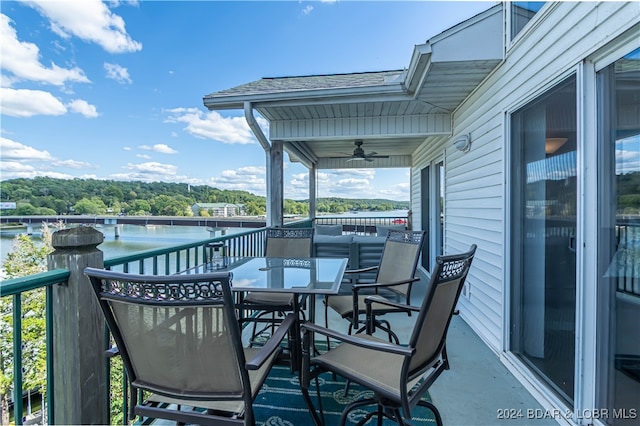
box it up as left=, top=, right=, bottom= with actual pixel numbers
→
left=240, top=227, right=314, bottom=344
left=324, top=229, right=426, bottom=344
left=85, top=267, right=294, bottom=426
left=301, top=244, right=477, bottom=426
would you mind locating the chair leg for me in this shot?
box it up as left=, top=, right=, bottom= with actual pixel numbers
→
left=343, top=379, right=351, bottom=397
left=417, top=400, right=443, bottom=426
left=324, top=300, right=331, bottom=351
left=339, top=398, right=377, bottom=426
left=301, top=373, right=324, bottom=426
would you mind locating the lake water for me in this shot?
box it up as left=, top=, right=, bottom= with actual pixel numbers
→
left=0, top=210, right=408, bottom=267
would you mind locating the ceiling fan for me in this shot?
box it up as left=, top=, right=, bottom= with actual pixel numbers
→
left=330, top=140, right=390, bottom=162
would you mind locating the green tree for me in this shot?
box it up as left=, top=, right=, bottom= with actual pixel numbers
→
left=149, top=195, right=192, bottom=216
left=244, top=200, right=265, bottom=216
left=15, top=203, right=36, bottom=215
left=125, top=199, right=151, bottom=215
left=34, top=207, right=57, bottom=215
left=73, top=197, right=107, bottom=215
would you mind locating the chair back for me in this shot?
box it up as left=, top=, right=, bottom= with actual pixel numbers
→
left=84, top=268, right=250, bottom=401
left=376, top=230, right=426, bottom=297
left=265, top=227, right=314, bottom=258
left=408, top=244, right=476, bottom=376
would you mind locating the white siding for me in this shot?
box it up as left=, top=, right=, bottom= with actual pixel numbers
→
left=271, top=114, right=450, bottom=141
left=414, top=2, right=640, bottom=352
left=411, top=135, right=447, bottom=235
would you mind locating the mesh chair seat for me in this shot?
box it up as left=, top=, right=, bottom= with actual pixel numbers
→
left=147, top=347, right=277, bottom=415
left=311, top=333, right=427, bottom=399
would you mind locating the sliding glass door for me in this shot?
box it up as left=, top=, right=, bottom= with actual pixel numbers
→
left=510, top=76, right=577, bottom=402
left=597, top=48, right=640, bottom=425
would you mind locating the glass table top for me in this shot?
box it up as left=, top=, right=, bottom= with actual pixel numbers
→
left=185, top=257, right=348, bottom=295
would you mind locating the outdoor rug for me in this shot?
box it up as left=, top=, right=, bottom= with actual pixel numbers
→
left=253, top=363, right=437, bottom=425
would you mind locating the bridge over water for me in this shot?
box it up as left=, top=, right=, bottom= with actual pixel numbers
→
left=0, top=215, right=269, bottom=229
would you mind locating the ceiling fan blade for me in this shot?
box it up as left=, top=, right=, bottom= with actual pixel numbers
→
left=365, top=157, right=374, bottom=162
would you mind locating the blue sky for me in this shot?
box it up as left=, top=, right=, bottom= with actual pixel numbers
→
left=1, top=0, right=495, bottom=201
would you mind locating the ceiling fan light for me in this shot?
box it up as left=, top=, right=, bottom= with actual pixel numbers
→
left=545, top=137, right=568, bottom=154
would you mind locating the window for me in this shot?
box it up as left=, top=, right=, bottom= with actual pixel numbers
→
left=510, top=2, right=545, bottom=40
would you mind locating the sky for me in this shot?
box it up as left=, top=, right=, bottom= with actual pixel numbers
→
left=0, top=0, right=496, bottom=202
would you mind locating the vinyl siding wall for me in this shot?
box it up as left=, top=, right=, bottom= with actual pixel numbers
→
left=411, top=1, right=640, bottom=352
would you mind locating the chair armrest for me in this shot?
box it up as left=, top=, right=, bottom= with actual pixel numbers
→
left=344, top=266, right=378, bottom=275
left=364, top=296, right=420, bottom=312
left=365, top=296, right=420, bottom=335
left=352, top=276, right=419, bottom=291
left=246, top=313, right=296, bottom=370
left=300, top=322, right=414, bottom=357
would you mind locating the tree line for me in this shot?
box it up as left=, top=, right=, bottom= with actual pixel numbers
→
left=0, top=177, right=409, bottom=217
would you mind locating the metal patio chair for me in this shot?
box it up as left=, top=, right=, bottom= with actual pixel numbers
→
left=324, top=229, right=426, bottom=344
left=301, top=244, right=477, bottom=426
left=240, top=227, right=315, bottom=343
left=85, top=267, right=294, bottom=426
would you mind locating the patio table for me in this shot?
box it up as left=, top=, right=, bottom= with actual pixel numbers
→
left=182, top=256, right=348, bottom=369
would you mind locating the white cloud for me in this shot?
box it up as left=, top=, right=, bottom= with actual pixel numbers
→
left=1, top=88, right=97, bottom=118
left=317, top=169, right=376, bottom=197
left=125, top=161, right=178, bottom=174
left=22, top=0, right=142, bottom=54
left=0, top=159, right=76, bottom=180
left=139, top=144, right=178, bottom=154
left=123, top=146, right=132, bottom=151
left=1, top=87, right=66, bottom=117
left=302, top=5, right=314, bottom=15
left=165, top=108, right=265, bottom=145
left=0, top=137, right=99, bottom=179
left=0, top=14, right=90, bottom=86
left=110, top=161, right=181, bottom=182
left=67, top=99, right=99, bottom=118
left=378, top=182, right=410, bottom=200
left=136, top=153, right=151, bottom=159
left=109, top=1, right=140, bottom=8
left=0, top=137, right=54, bottom=161
left=1, top=161, right=35, bottom=173
left=209, top=166, right=266, bottom=195
left=53, top=159, right=93, bottom=169
left=104, top=62, right=132, bottom=84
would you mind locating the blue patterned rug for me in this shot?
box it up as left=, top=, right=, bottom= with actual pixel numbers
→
left=254, top=364, right=437, bottom=425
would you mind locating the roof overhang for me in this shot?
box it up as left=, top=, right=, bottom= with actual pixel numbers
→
left=202, top=3, right=504, bottom=170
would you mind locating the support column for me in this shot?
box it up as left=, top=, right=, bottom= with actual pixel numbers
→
left=309, top=165, right=317, bottom=221
left=269, top=141, right=284, bottom=227
left=47, top=227, right=107, bottom=425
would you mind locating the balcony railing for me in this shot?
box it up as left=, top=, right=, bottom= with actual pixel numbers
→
left=0, top=269, right=69, bottom=425
left=7, top=214, right=636, bottom=425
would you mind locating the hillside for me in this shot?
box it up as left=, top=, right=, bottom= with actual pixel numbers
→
left=0, top=177, right=409, bottom=216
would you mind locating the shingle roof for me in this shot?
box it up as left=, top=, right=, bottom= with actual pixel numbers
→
left=204, top=70, right=405, bottom=98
